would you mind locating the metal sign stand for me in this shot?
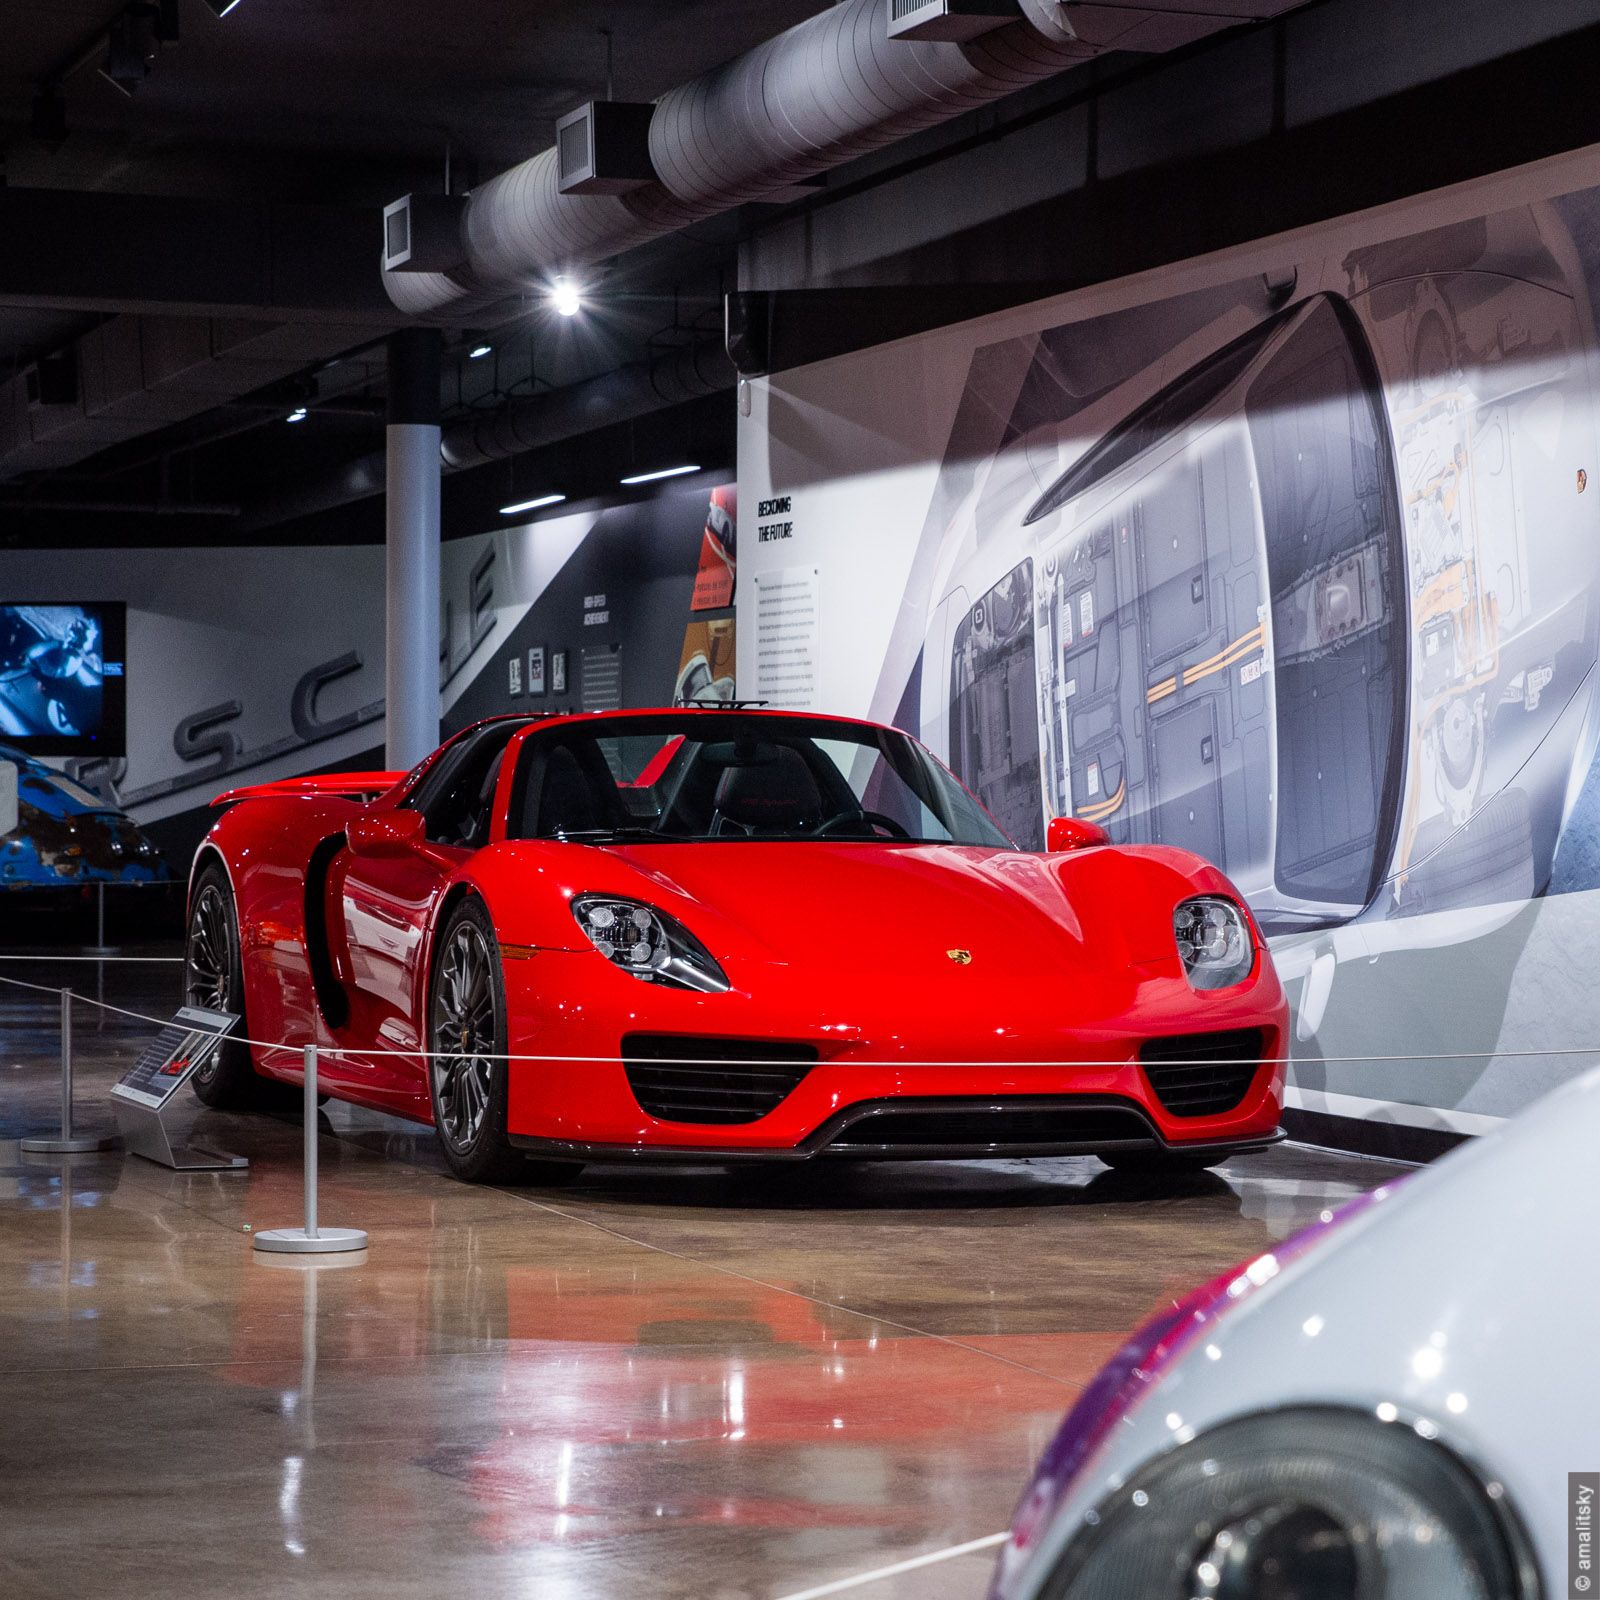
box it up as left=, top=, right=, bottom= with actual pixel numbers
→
left=110, top=1004, right=248, bottom=1172
left=253, top=1045, right=367, bottom=1256
left=21, top=988, right=119, bottom=1155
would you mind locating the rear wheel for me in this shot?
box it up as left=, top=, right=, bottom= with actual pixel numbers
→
left=186, top=864, right=262, bottom=1109
left=1097, top=1147, right=1234, bottom=1175
left=428, top=898, right=582, bottom=1188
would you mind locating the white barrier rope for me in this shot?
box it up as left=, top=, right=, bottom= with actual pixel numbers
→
left=0, top=954, right=185, bottom=964
left=0, top=969, right=1595, bottom=1073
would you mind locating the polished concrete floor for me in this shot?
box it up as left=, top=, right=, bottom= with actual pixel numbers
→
left=0, top=950, right=1411, bottom=1600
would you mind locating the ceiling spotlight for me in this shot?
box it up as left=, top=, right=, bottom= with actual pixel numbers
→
left=620, top=464, right=700, bottom=486
left=499, top=493, right=567, bottom=516
left=204, top=0, right=247, bottom=15
left=285, top=407, right=308, bottom=424
left=467, top=343, right=493, bottom=360
left=550, top=277, right=583, bottom=318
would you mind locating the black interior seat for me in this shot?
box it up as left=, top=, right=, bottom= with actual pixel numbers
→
left=712, top=745, right=826, bottom=835
left=520, top=741, right=626, bottom=837
left=462, top=749, right=505, bottom=849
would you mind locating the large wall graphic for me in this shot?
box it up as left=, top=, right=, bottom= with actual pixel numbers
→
left=0, top=477, right=734, bottom=861
left=738, top=151, right=1600, bottom=1144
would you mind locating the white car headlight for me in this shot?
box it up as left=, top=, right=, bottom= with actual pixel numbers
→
left=1039, top=1409, right=1534, bottom=1600
left=1173, top=896, right=1253, bottom=990
left=571, top=895, right=729, bottom=993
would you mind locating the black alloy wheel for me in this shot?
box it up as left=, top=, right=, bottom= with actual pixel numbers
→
left=427, top=897, right=582, bottom=1188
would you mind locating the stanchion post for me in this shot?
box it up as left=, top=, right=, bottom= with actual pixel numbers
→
left=253, top=1043, right=367, bottom=1257
left=87, top=881, right=119, bottom=958
left=303, top=1042, right=318, bottom=1240
left=21, top=987, right=117, bottom=1156
left=61, top=986, right=73, bottom=1141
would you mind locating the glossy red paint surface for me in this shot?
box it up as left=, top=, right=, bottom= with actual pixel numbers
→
left=193, top=709, right=1287, bottom=1153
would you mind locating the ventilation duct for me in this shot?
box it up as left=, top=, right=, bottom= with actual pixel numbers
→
left=383, top=0, right=1303, bottom=323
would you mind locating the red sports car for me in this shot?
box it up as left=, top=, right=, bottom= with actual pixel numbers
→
left=185, top=709, right=1287, bottom=1184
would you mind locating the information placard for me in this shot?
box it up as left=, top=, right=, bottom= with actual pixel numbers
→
left=111, top=1006, right=238, bottom=1111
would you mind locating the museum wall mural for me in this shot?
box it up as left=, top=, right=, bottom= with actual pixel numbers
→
left=738, top=151, right=1600, bottom=1145
left=0, top=476, right=734, bottom=864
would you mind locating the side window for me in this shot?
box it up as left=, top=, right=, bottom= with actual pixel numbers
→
left=404, top=726, right=520, bottom=847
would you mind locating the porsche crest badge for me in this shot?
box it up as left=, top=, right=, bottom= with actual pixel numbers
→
left=946, top=949, right=973, bottom=965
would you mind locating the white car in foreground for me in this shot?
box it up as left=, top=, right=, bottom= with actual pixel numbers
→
left=991, top=1068, right=1597, bottom=1599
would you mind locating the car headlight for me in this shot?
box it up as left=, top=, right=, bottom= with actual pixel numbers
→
left=1035, top=1409, right=1534, bottom=1600
left=571, top=895, right=729, bottom=993
left=1173, top=896, right=1253, bottom=990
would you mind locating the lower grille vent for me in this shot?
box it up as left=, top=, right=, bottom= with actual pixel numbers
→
left=1140, top=1029, right=1264, bottom=1118
left=622, top=1035, right=816, bottom=1125
left=826, top=1099, right=1154, bottom=1153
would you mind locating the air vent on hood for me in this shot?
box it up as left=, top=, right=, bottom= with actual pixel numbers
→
left=886, top=0, right=1018, bottom=41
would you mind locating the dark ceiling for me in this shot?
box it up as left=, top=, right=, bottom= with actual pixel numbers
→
left=0, top=0, right=834, bottom=543
left=0, top=1, right=832, bottom=200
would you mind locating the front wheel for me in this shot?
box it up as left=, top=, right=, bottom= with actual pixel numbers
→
left=1097, top=1147, right=1234, bottom=1175
left=186, top=864, right=262, bottom=1108
left=428, top=898, right=582, bottom=1188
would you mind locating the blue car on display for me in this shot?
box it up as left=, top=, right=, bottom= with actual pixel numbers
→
left=0, top=743, right=169, bottom=891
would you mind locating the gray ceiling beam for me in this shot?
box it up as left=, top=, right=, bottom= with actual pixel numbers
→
left=0, top=188, right=402, bottom=325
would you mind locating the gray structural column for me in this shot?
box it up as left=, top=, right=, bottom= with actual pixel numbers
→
left=384, top=328, right=444, bottom=770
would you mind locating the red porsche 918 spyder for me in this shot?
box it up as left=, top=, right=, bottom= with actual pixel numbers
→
left=185, top=709, right=1287, bottom=1184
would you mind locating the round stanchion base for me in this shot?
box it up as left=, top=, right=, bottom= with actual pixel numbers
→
left=252, top=1227, right=368, bottom=1256
left=21, top=1135, right=120, bottom=1154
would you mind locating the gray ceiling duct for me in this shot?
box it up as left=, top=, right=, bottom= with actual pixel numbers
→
left=644, top=0, right=1090, bottom=211
left=383, top=0, right=1300, bottom=323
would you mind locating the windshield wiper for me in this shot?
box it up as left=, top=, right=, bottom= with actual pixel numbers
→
left=546, top=827, right=678, bottom=844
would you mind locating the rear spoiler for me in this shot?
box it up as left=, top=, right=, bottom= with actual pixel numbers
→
left=210, top=772, right=405, bottom=810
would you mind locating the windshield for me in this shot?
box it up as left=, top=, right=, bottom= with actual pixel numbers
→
left=507, top=714, right=1015, bottom=847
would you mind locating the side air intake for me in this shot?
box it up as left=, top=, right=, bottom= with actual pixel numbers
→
left=1140, top=1029, right=1265, bottom=1118
left=623, top=1035, right=817, bottom=1125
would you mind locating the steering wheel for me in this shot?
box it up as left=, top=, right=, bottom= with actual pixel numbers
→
left=812, top=809, right=911, bottom=840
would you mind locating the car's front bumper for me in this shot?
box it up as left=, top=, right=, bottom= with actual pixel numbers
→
left=499, top=947, right=1288, bottom=1161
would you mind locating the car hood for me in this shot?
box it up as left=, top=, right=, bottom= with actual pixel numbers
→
left=484, top=839, right=1228, bottom=984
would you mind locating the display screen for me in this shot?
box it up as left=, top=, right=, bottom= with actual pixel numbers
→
left=0, top=602, right=127, bottom=756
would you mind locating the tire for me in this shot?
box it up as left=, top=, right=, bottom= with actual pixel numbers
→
left=1097, top=1147, right=1233, bottom=1175
left=185, top=863, right=263, bottom=1109
left=427, top=897, right=583, bottom=1187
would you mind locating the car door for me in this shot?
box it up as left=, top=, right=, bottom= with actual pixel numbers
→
left=331, top=724, right=520, bottom=1082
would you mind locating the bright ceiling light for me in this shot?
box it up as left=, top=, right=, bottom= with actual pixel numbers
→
left=620, top=464, right=700, bottom=485
left=468, top=343, right=492, bottom=360
left=285, top=407, right=308, bottom=423
left=205, top=0, right=247, bottom=16
left=499, top=493, right=567, bottom=516
left=550, top=277, right=583, bottom=318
